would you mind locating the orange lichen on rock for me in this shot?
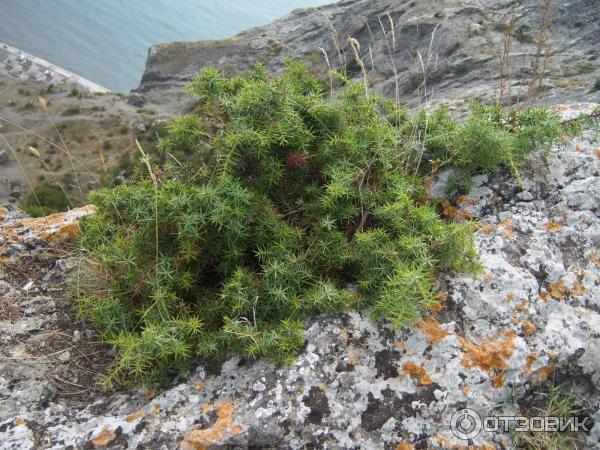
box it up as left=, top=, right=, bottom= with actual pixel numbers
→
left=434, top=435, right=497, bottom=450
left=548, top=279, right=568, bottom=300
left=0, top=205, right=96, bottom=262
left=434, top=436, right=451, bottom=448
left=440, top=200, right=458, bottom=220
left=396, top=444, right=415, bottom=450
left=491, top=372, right=505, bottom=388
left=126, top=408, right=145, bottom=423
left=522, top=320, right=536, bottom=337
left=524, top=352, right=537, bottom=374
left=182, top=402, right=242, bottom=450
left=14, top=418, right=26, bottom=426
left=415, top=317, right=450, bottom=344
left=90, top=427, right=116, bottom=447
left=458, top=209, right=473, bottom=221
left=515, top=299, right=528, bottom=311
left=459, top=332, right=516, bottom=389
left=141, top=388, right=158, bottom=399
left=531, top=363, right=556, bottom=384
left=539, top=290, right=549, bottom=303
left=591, top=252, right=600, bottom=268
left=43, top=221, right=81, bottom=244
left=457, top=195, right=476, bottom=206
left=497, top=217, right=513, bottom=238
left=426, top=292, right=447, bottom=312
left=545, top=220, right=562, bottom=232
left=480, top=224, right=495, bottom=235
left=348, top=352, right=359, bottom=366
left=570, top=280, right=586, bottom=297
left=402, top=363, right=433, bottom=385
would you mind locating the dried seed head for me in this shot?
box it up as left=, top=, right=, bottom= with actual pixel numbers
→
left=28, top=146, right=41, bottom=158
left=38, top=97, right=47, bottom=112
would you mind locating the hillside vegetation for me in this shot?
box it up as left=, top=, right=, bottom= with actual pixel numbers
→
left=78, top=61, right=575, bottom=385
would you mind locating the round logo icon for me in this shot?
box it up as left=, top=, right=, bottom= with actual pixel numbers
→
left=450, top=408, right=482, bottom=440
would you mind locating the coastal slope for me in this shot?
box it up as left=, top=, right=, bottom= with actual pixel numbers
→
left=134, top=0, right=600, bottom=112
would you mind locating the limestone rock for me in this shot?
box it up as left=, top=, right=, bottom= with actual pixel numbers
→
left=0, top=205, right=95, bottom=263
left=133, top=0, right=600, bottom=114
left=0, top=104, right=598, bottom=448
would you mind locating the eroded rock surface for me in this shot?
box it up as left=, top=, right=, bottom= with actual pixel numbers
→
left=0, top=106, right=598, bottom=449
left=134, top=0, right=600, bottom=114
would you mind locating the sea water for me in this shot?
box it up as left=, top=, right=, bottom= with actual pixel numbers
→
left=0, top=0, right=331, bottom=93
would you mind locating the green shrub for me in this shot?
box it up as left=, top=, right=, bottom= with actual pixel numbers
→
left=445, top=170, right=474, bottom=196
left=592, top=78, right=600, bottom=93
left=416, top=102, right=563, bottom=176
left=23, top=184, right=71, bottom=217
left=61, top=106, right=81, bottom=116
left=78, top=60, right=565, bottom=386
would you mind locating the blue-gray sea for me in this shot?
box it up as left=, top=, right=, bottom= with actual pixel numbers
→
left=0, top=0, right=331, bottom=93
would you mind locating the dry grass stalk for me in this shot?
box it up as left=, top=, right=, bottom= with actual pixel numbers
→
left=387, top=13, right=396, bottom=52
left=378, top=16, right=400, bottom=109
left=365, top=21, right=376, bottom=72
left=415, top=24, right=440, bottom=107
left=316, top=9, right=344, bottom=67
left=347, top=37, right=369, bottom=97
left=135, top=139, right=159, bottom=267
left=318, top=47, right=334, bottom=99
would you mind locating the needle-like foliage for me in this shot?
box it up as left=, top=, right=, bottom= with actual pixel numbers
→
left=78, top=60, right=568, bottom=386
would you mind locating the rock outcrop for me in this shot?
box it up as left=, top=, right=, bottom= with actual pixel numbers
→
left=134, top=0, right=600, bottom=113
left=0, top=205, right=95, bottom=263
left=0, top=104, right=598, bottom=449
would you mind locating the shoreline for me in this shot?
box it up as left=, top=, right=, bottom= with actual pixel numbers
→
left=0, top=41, right=110, bottom=94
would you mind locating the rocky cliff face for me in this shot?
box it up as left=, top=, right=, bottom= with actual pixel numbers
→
left=134, top=0, right=600, bottom=112
left=1, top=104, right=599, bottom=449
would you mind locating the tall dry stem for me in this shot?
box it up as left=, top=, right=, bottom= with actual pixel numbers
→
left=318, top=47, right=334, bottom=99
left=347, top=37, right=369, bottom=97
left=317, top=10, right=344, bottom=67
left=378, top=16, right=400, bottom=110
left=525, top=0, right=556, bottom=104
left=135, top=139, right=159, bottom=267
left=497, top=7, right=516, bottom=110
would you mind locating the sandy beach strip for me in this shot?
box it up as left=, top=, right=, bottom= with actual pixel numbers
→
left=0, top=41, right=110, bottom=93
